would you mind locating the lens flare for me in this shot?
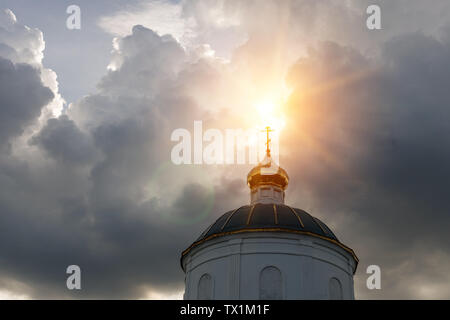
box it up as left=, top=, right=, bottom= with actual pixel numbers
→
left=254, top=99, right=286, bottom=132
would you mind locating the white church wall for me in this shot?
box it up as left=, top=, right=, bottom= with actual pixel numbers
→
left=182, top=232, right=356, bottom=300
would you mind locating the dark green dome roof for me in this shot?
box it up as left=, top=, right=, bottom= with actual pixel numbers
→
left=181, top=203, right=358, bottom=273
left=197, top=203, right=337, bottom=241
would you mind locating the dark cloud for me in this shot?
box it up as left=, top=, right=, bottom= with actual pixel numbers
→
left=0, top=57, right=53, bottom=148
left=30, top=115, right=96, bottom=165
left=0, top=23, right=240, bottom=298
left=1, top=3, right=450, bottom=300
left=283, top=32, right=450, bottom=298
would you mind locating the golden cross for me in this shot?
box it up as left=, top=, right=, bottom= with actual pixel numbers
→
left=261, top=126, right=274, bottom=157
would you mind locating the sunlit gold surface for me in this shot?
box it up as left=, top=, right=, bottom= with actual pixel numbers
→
left=247, top=163, right=289, bottom=190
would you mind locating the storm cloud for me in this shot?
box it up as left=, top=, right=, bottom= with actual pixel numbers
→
left=283, top=32, right=450, bottom=298
left=0, top=57, right=53, bottom=148
left=1, top=1, right=450, bottom=299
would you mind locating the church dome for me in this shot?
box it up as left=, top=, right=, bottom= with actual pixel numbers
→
left=181, top=203, right=358, bottom=271
left=180, top=127, right=358, bottom=300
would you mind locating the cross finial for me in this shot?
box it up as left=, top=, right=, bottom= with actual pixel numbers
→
left=262, top=126, right=274, bottom=157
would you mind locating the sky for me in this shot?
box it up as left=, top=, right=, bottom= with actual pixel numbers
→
left=1, top=0, right=450, bottom=299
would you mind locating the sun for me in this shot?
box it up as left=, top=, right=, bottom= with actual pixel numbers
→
left=254, top=98, right=286, bottom=132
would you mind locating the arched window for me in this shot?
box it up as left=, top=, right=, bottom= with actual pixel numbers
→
left=259, top=266, right=283, bottom=299
left=197, top=273, right=213, bottom=299
left=329, top=277, right=343, bottom=300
